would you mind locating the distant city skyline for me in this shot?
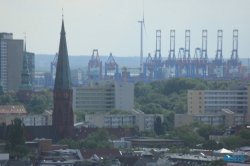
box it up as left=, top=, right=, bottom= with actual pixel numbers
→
left=1, top=0, right=250, bottom=58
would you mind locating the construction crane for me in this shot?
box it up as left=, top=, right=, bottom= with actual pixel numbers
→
left=121, top=67, right=141, bottom=82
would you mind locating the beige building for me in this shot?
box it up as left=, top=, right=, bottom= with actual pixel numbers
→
left=188, top=83, right=249, bottom=115
left=0, top=108, right=54, bottom=126
left=85, top=109, right=164, bottom=131
left=175, top=83, right=250, bottom=128
left=72, top=80, right=134, bottom=112
left=0, top=33, right=23, bottom=92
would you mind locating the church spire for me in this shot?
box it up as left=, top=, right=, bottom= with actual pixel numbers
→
left=18, top=39, right=33, bottom=90
left=54, top=19, right=72, bottom=90
left=53, top=18, right=74, bottom=141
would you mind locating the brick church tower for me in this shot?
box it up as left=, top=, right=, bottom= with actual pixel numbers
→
left=53, top=19, right=74, bottom=140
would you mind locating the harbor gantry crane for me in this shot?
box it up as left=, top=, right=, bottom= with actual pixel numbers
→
left=121, top=67, right=141, bottom=82
left=88, top=49, right=102, bottom=80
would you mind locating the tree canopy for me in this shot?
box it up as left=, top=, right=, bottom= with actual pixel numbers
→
left=5, top=118, right=30, bottom=159
left=134, top=78, right=235, bottom=134
left=59, top=128, right=112, bottom=149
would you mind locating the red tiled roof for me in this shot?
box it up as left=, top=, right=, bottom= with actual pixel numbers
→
left=0, top=105, right=26, bottom=115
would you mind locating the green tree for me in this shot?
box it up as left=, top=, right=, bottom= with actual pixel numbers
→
left=238, top=127, right=250, bottom=140
left=74, top=110, right=85, bottom=122
left=210, top=159, right=227, bottom=166
left=0, top=94, right=18, bottom=105
left=219, top=136, right=242, bottom=150
left=166, top=125, right=204, bottom=148
left=202, top=140, right=219, bottom=150
left=134, top=82, right=152, bottom=98
left=154, top=116, right=165, bottom=135
left=25, top=90, right=53, bottom=114
left=59, top=128, right=112, bottom=149
left=6, top=118, right=29, bottom=158
left=140, top=103, right=165, bottom=114
left=163, top=112, right=174, bottom=131
left=8, top=118, right=25, bottom=149
left=197, top=124, right=215, bottom=140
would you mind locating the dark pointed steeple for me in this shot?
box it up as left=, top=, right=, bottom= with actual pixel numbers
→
left=18, top=40, right=33, bottom=90
left=53, top=18, right=74, bottom=141
left=54, top=19, right=72, bottom=90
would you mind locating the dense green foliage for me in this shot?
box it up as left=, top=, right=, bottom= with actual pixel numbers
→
left=209, top=159, right=227, bottom=166
left=165, top=124, right=205, bottom=148
left=59, top=128, right=112, bottom=149
left=0, top=90, right=53, bottom=115
left=0, top=94, right=20, bottom=105
left=25, top=90, right=53, bottom=114
left=135, top=78, right=235, bottom=132
left=154, top=116, right=165, bottom=135
left=5, top=118, right=30, bottom=158
left=74, top=110, right=85, bottom=122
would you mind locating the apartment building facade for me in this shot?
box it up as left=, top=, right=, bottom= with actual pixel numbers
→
left=0, top=106, right=53, bottom=126
left=85, top=109, right=164, bottom=131
left=72, top=80, right=134, bottom=112
left=175, top=83, right=250, bottom=128
left=188, top=83, right=250, bottom=115
left=0, top=33, right=35, bottom=92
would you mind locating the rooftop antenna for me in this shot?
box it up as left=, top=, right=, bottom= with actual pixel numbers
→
left=138, top=1, right=146, bottom=73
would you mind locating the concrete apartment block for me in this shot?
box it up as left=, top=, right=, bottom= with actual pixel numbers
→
left=72, top=80, right=134, bottom=112
left=175, top=83, right=250, bottom=128
left=85, top=109, right=164, bottom=131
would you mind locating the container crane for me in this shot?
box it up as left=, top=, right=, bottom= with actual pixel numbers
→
left=225, top=30, right=241, bottom=78
left=164, top=30, right=176, bottom=79
left=143, top=53, right=155, bottom=80
left=153, top=30, right=163, bottom=79
left=191, top=30, right=208, bottom=78
left=183, top=30, right=191, bottom=77
left=88, top=49, right=102, bottom=80
left=209, top=30, right=223, bottom=78
left=104, top=53, right=119, bottom=80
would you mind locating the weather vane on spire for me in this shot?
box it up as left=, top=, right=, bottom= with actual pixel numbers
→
left=62, top=8, right=64, bottom=19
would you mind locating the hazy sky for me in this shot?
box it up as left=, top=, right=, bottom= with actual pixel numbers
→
left=1, top=0, right=250, bottom=59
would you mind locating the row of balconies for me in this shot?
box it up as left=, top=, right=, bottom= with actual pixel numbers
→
left=204, top=98, right=248, bottom=101
left=105, top=120, right=134, bottom=123
left=204, top=103, right=248, bottom=106
left=76, top=101, right=114, bottom=104
left=76, top=97, right=114, bottom=100
left=76, top=105, right=113, bottom=109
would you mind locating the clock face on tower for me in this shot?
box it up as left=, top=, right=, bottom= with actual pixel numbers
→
left=64, top=92, right=69, bottom=98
